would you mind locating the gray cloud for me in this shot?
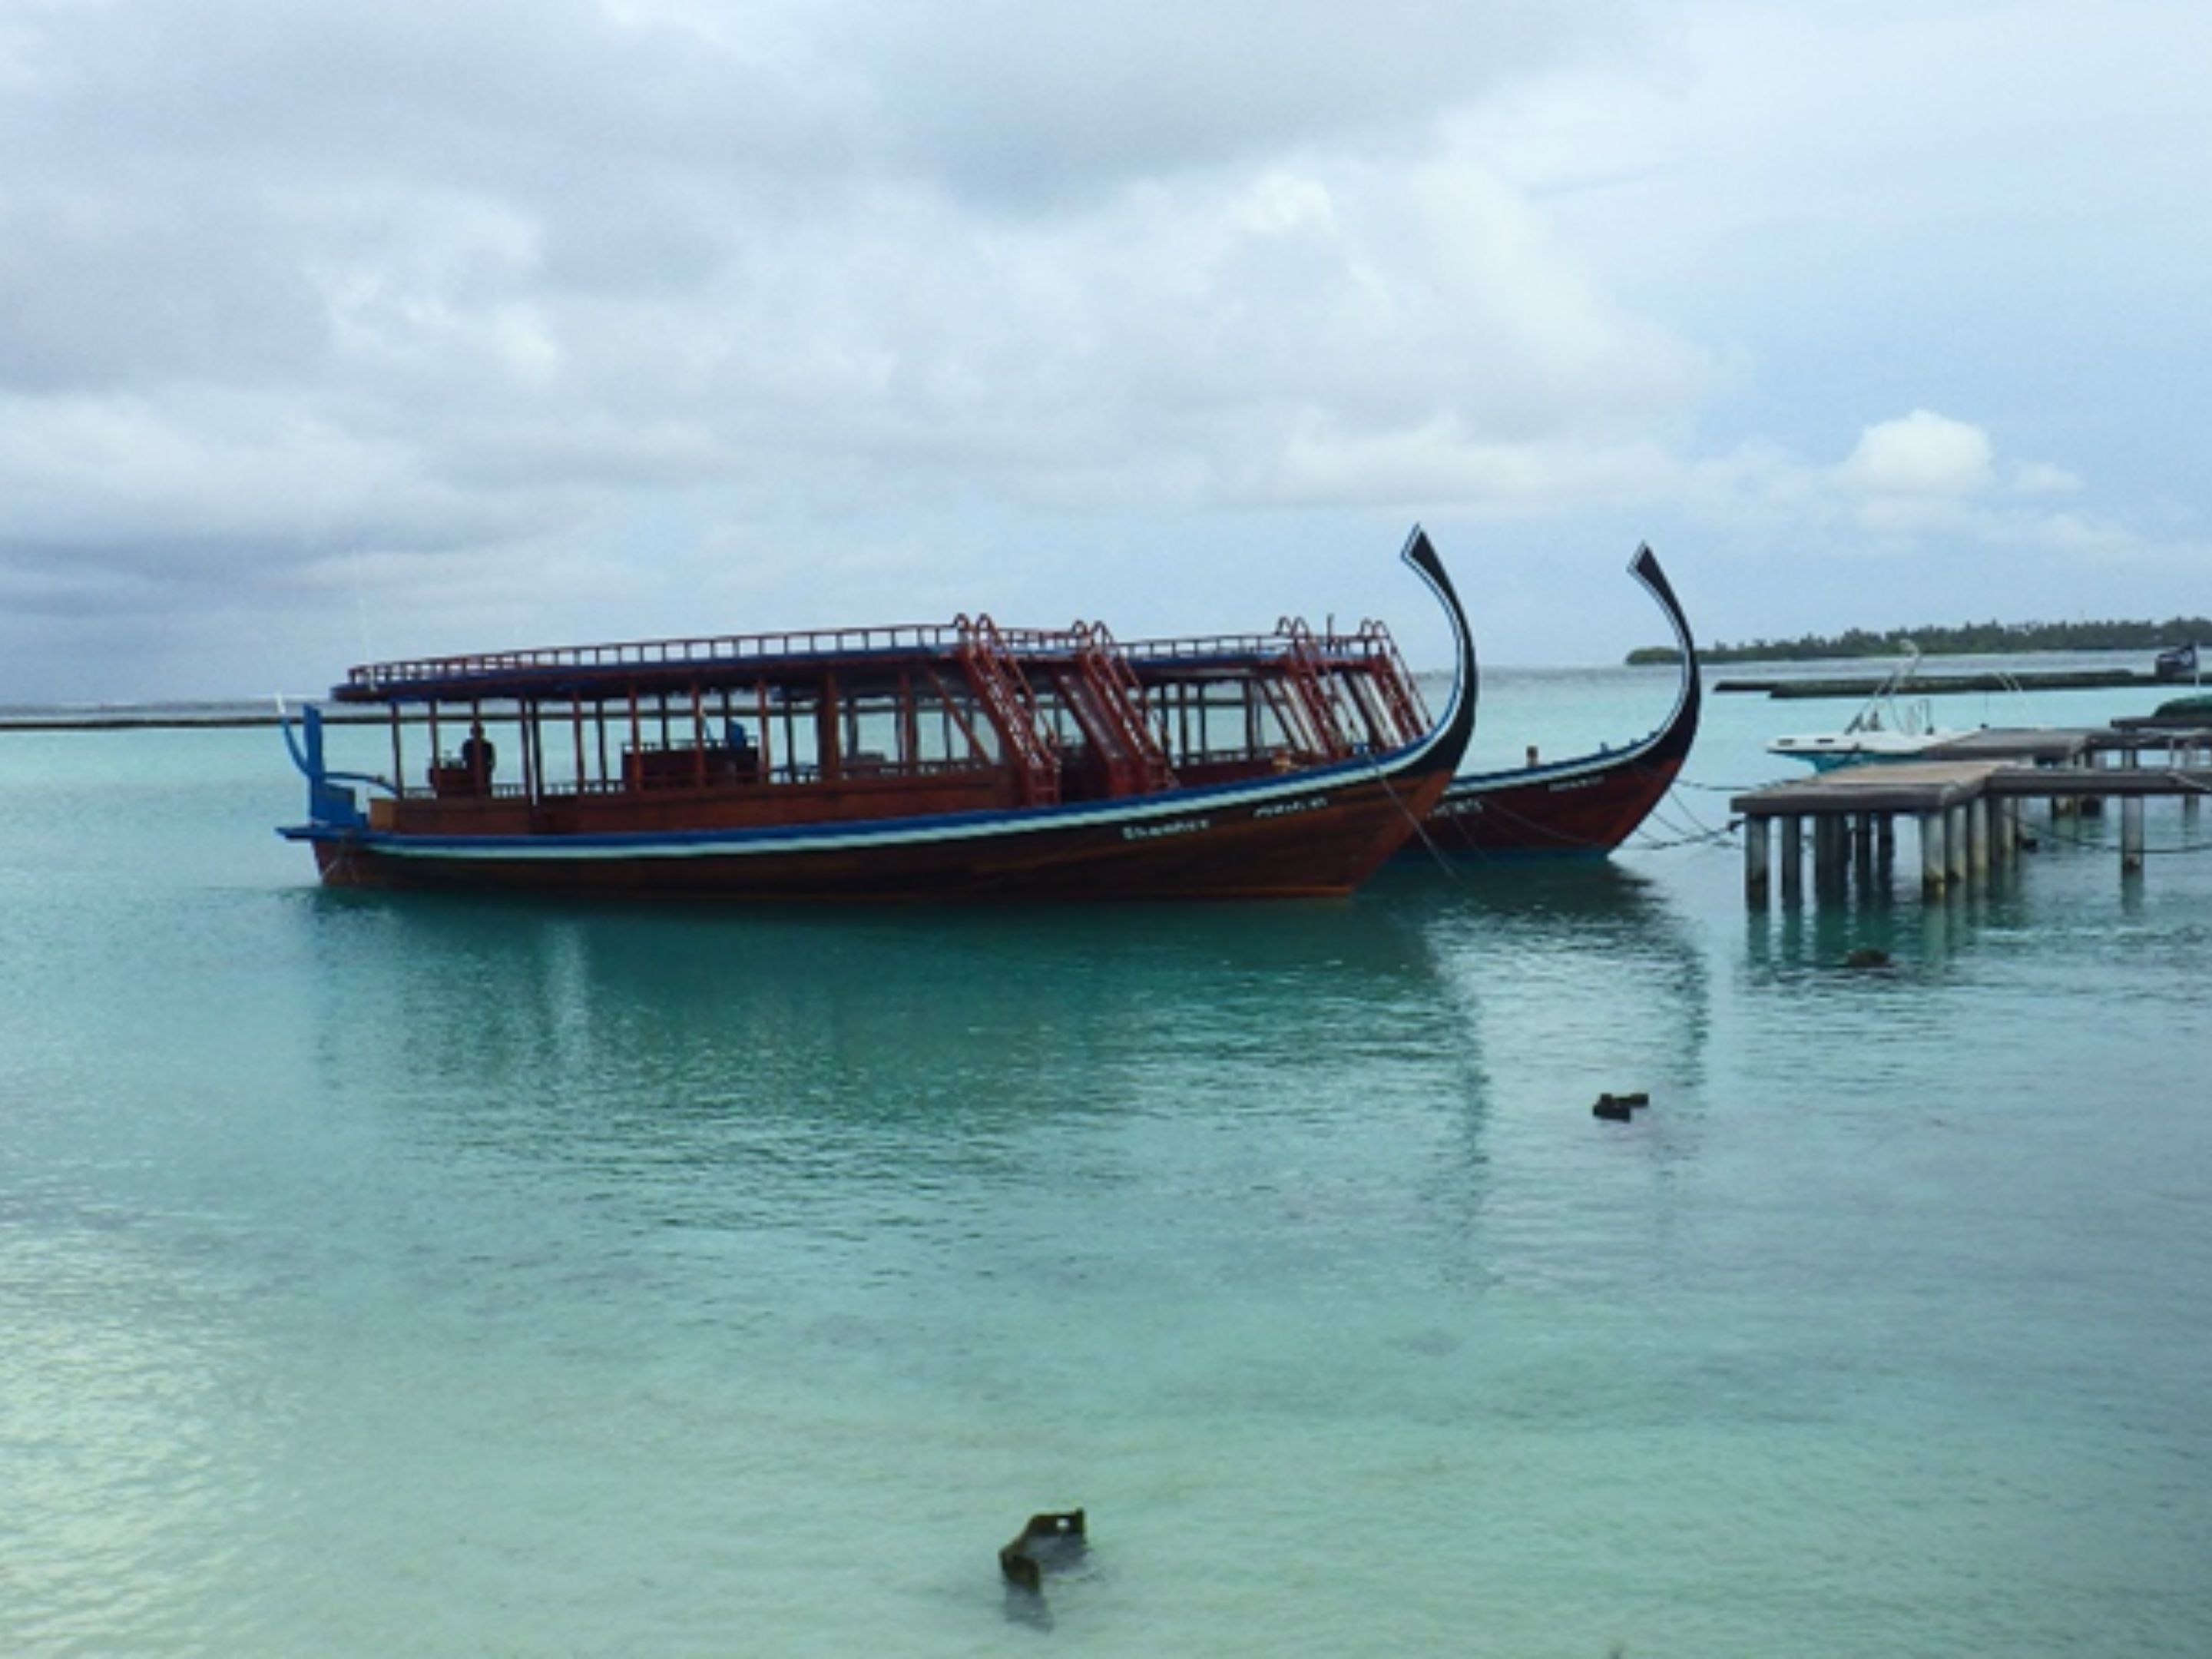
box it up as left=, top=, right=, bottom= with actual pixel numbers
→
left=827, top=0, right=1639, bottom=204
left=0, top=0, right=2204, bottom=698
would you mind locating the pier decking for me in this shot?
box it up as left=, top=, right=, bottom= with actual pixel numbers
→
left=1732, top=727, right=2212, bottom=901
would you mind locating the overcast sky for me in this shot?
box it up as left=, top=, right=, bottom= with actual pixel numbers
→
left=2, top=0, right=2206, bottom=700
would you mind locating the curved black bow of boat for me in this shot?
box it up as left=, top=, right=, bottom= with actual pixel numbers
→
left=1398, top=523, right=1479, bottom=776
left=1628, top=543, right=1700, bottom=767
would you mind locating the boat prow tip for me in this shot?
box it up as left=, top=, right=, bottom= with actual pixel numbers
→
left=1397, top=523, right=1439, bottom=577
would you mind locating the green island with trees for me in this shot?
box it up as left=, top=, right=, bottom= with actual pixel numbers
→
left=1627, top=616, right=2212, bottom=666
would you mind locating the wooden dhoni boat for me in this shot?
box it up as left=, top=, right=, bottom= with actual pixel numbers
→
left=278, top=528, right=1476, bottom=900
left=1419, top=545, right=1699, bottom=856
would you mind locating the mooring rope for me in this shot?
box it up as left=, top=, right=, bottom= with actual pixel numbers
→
left=1369, top=757, right=1462, bottom=877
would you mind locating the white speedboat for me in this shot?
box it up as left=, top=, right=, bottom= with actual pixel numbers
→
left=1767, top=645, right=1965, bottom=771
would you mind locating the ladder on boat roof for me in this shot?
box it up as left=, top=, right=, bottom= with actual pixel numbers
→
left=1349, top=619, right=1431, bottom=748
left=1067, top=621, right=1175, bottom=796
left=1279, top=620, right=1356, bottom=757
left=1268, top=619, right=1432, bottom=759
left=954, top=614, right=1061, bottom=806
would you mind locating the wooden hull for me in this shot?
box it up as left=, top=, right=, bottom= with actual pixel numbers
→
left=1422, top=743, right=1688, bottom=856
left=303, top=763, right=1454, bottom=901
left=1418, top=545, right=1700, bottom=858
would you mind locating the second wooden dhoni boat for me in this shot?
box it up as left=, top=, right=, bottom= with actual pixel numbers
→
left=278, top=528, right=1476, bottom=900
left=1420, top=545, right=1700, bottom=856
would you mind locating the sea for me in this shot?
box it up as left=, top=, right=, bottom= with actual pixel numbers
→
left=4, top=659, right=2208, bottom=1657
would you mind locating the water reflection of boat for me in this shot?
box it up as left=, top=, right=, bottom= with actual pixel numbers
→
left=280, top=530, right=1475, bottom=902
left=299, top=886, right=1462, bottom=1149
left=1366, top=856, right=1714, bottom=1115
left=1369, top=855, right=1702, bottom=957
left=1420, top=546, right=1700, bottom=856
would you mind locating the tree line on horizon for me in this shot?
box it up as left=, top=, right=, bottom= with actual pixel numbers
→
left=1626, top=615, right=2212, bottom=665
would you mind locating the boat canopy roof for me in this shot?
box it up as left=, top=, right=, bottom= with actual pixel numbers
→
left=329, top=616, right=1409, bottom=706
left=331, top=621, right=986, bottom=705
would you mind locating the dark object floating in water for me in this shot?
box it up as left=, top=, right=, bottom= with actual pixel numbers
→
left=1592, top=1091, right=1650, bottom=1121
left=1844, top=948, right=1891, bottom=969
left=1000, top=1508, right=1088, bottom=1593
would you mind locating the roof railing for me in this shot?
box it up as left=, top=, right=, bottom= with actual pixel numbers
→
left=1118, top=621, right=1399, bottom=667
left=342, top=619, right=995, bottom=695
left=338, top=614, right=1418, bottom=701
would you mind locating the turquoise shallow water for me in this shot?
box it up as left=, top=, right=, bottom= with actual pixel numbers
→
left=4, top=669, right=2210, bottom=1656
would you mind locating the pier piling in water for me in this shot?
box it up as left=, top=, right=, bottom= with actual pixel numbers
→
left=1745, top=816, right=1771, bottom=904
left=1919, top=808, right=1947, bottom=892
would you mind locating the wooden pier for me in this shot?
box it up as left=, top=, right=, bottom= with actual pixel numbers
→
left=1732, top=727, right=2212, bottom=902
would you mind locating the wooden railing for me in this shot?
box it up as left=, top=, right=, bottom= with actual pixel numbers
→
left=343, top=620, right=977, bottom=697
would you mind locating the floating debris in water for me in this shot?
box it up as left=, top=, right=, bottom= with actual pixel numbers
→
left=1592, top=1091, right=1650, bottom=1122
left=999, top=1508, right=1087, bottom=1594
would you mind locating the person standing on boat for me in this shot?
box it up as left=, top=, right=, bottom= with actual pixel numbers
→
left=461, top=720, right=497, bottom=791
left=727, top=718, right=760, bottom=782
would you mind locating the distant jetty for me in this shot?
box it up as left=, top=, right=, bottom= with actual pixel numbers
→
left=1716, top=667, right=2167, bottom=700
left=0, top=706, right=385, bottom=732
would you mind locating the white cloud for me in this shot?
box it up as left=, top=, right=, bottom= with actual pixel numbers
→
left=1836, top=411, right=1995, bottom=500
left=0, top=391, right=546, bottom=551
left=1682, top=410, right=2121, bottom=565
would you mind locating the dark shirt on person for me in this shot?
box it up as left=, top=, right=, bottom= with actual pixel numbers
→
left=460, top=730, right=496, bottom=786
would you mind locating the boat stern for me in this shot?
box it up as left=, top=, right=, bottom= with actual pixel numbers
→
left=277, top=700, right=369, bottom=846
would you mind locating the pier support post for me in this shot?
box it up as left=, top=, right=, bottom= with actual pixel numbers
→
left=2121, top=796, right=2146, bottom=872
left=1852, top=813, right=1876, bottom=889
left=1813, top=815, right=1847, bottom=896
left=1968, top=797, right=1991, bottom=883
left=1745, top=816, right=1770, bottom=906
left=1780, top=816, right=1803, bottom=903
left=1945, top=803, right=1969, bottom=884
left=1920, top=811, right=1946, bottom=892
